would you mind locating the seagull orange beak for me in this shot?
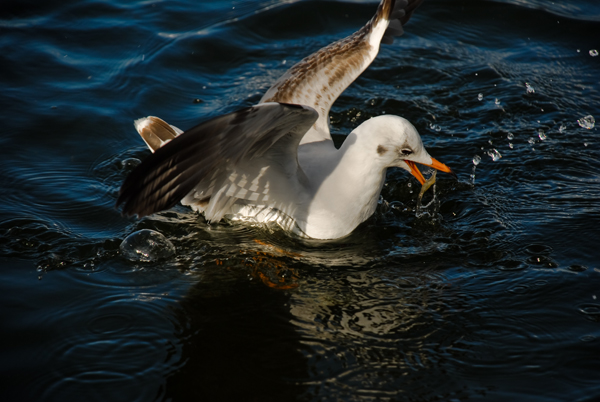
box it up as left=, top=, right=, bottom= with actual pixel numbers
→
left=406, top=158, right=456, bottom=185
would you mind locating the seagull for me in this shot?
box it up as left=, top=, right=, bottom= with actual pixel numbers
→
left=117, top=0, right=455, bottom=240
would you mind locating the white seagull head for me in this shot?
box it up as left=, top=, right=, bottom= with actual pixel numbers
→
left=353, top=115, right=455, bottom=184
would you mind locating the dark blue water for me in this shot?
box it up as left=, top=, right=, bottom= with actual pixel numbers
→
left=1, top=0, right=600, bottom=400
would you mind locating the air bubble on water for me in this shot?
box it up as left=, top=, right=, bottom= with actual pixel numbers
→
left=120, top=229, right=176, bottom=262
left=121, top=158, right=141, bottom=170
left=487, top=149, right=502, bottom=161
left=472, top=155, right=482, bottom=166
left=590, top=49, right=599, bottom=57
left=507, top=132, right=514, bottom=140
left=538, top=129, right=547, bottom=141
left=477, top=93, right=483, bottom=101
left=407, top=182, right=412, bottom=188
left=577, top=115, right=595, bottom=129
left=525, top=83, right=535, bottom=94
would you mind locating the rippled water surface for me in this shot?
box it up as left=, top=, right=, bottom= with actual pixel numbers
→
left=1, top=0, right=600, bottom=400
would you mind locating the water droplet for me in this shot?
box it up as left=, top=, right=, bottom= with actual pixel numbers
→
left=538, top=129, right=547, bottom=140
left=477, top=93, right=483, bottom=101
left=528, top=137, right=536, bottom=145
left=120, top=229, right=176, bottom=262
left=429, top=123, right=441, bottom=131
left=472, top=155, right=482, bottom=166
left=525, top=82, right=535, bottom=94
left=559, top=124, right=566, bottom=133
left=590, top=49, right=599, bottom=57
left=507, top=132, right=514, bottom=140
left=577, top=49, right=581, bottom=53
left=577, top=115, right=595, bottom=129
left=487, top=149, right=502, bottom=161
left=584, top=142, right=588, bottom=147
left=495, top=98, right=501, bottom=105
left=509, top=143, right=514, bottom=149
left=407, top=182, right=412, bottom=188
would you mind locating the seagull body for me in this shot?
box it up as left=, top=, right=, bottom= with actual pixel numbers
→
left=118, top=0, right=455, bottom=240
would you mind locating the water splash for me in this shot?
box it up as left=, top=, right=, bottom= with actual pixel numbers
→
left=577, top=115, right=595, bottom=129
left=120, top=229, right=176, bottom=262
left=429, top=123, right=441, bottom=132
left=470, top=155, right=481, bottom=185
left=487, top=149, right=502, bottom=161
left=415, top=171, right=438, bottom=219
left=525, top=82, right=535, bottom=94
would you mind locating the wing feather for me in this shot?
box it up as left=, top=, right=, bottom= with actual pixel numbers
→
left=260, top=0, right=424, bottom=144
left=117, top=103, right=318, bottom=218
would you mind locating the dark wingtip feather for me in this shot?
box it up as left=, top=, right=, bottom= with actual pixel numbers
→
left=382, top=0, right=425, bottom=45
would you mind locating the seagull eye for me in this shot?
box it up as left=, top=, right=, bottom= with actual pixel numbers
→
left=400, top=149, right=413, bottom=156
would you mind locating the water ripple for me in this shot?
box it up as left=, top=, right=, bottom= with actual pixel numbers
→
left=30, top=291, right=182, bottom=402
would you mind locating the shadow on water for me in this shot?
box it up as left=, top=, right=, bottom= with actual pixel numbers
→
left=162, top=276, right=309, bottom=401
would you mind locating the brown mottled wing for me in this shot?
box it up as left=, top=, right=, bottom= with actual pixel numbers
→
left=260, top=0, right=424, bottom=144
left=117, top=103, right=318, bottom=218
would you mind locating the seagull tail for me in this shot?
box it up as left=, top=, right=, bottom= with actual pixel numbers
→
left=134, top=116, right=182, bottom=153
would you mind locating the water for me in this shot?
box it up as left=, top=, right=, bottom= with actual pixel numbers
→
left=1, top=0, right=600, bottom=400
